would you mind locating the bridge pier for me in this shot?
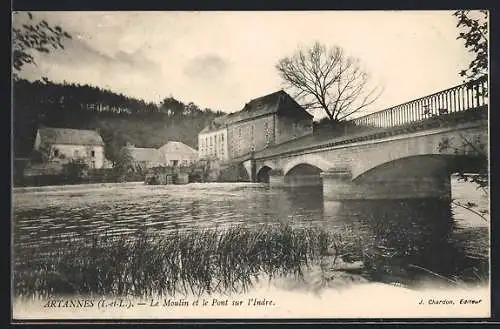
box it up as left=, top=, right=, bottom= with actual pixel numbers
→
left=269, top=174, right=285, bottom=188
left=321, top=169, right=452, bottom=201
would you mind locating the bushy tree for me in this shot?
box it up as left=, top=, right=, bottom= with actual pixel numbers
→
left=30, top=142, right=61, bottom=163
left=63, top=158, right=88, bottom=183
left=454, top=10, right=488, bottom=91
left=438, top=10, right=490, bottom=222
left=114, top=146, right=134, bottom=175
left=452, top=10, right=488, bottom=190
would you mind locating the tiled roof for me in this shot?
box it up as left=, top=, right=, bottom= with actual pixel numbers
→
left=37, top=127, right=104, bottom=146
left=199, top=90, right=312, bottom=133
left=158, top=141, right=198, bottom=155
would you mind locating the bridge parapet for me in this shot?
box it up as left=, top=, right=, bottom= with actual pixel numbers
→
left=247, top=79, right=487, bottom=200
left=352, top=76, right=487, bottom=129
left=254, top=106, right=487, bottom=161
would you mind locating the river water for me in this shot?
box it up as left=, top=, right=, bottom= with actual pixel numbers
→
left=12, top=178, right=489, bottom=289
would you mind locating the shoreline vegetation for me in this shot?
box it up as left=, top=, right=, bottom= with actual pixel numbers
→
left=13, top=223, right=487, bottom=300
left=14, top=224, right=335, bottom=299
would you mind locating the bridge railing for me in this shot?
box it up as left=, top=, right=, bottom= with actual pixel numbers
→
left=351, top=77, right=488, bottom=129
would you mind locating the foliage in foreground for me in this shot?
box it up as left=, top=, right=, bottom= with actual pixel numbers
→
left=14, top=224, right=338, bottom=299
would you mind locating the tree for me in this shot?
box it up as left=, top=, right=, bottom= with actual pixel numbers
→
left=452, top=9, right=488, bottom=189
left=160, top=97, right=185, bottom=117
left=63, top=158, right=88, bottom=183
left=276, top=41, right=383, bottom=122
left=114, top=146, right=134, bottom=176
left=454, top=10, right=488, bottom=92
left=12, top=11, right=72, bottom=80
left=440, top=10, right=489, bottom=222
left=30, top=141, right=57, bottom=163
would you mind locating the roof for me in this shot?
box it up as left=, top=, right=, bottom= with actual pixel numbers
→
left=126, top=147, right=163, bottom=163
left=158, top=141, right=198, bottom=155
left=37, top=127, right=104, bottom=146
left=199, top=90, right=312, bottom=133
left=200, top=116, right=228, bottom=134
left=226, top=90, right=312, bottom=124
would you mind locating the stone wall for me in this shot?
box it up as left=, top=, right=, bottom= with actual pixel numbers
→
left=276, top=115, right=313, bottom=145
left=227, top=115, right=275, bottom=159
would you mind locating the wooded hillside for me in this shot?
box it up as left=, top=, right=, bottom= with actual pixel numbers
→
left=13, top=79, right=225, bottom=158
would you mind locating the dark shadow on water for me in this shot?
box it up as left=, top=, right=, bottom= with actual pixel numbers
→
left=321, top=198, right=489, bottom=287
left=281, top=185, right=324, bottom=210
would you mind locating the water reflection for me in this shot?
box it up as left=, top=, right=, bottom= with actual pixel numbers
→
left=326, top=200, right=456, bottom=284
left=13, top=181, right=488, bottom=287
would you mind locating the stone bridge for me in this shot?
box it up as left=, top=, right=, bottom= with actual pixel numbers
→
left=242, top=79, right=488, bottom=200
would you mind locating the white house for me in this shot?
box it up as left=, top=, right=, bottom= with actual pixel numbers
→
left=158, top=141, right=198, bottom=167
left=34, top=127, right=106, bottom=169
left=198, top=117, right=228, bottom=161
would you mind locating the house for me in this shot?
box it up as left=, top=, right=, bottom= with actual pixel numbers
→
left=33, top=127, right=106, bottom=169
left=197, top=90, right=313, bottom=161
left=125, top=145, right=164, bottom=171
left=158, top=141, right=198, bottom=167
left=198, top=116, right=228, bottom=161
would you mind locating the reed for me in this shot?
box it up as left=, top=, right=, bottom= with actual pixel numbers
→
left=13, top=223, right=336, bottom=299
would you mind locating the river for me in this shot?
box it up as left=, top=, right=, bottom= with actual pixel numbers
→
left=12, top=177, right=489, bottom=289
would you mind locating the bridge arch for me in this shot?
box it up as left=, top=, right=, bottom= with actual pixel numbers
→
left=281, top=155, right=332, bottom=188
left=256, top=165, right=273, bottom=183
left=348, top=128, right=488, bottom=180
left=352, top=154, right=485, bottom=183
left=283, top=155, right=332, bottom=176
left=256, top=161, right=276, bottom=177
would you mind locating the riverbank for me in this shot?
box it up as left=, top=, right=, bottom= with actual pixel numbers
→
left=12, top=181, right=269, bottom=194
left=12, top=181, right=145, bottom=193
left=13, top=220, right=488, bottom=300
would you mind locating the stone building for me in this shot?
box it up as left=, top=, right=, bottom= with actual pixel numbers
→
left=198, top=90, right=313, bottom=161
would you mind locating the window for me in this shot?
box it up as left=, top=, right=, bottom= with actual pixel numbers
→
left=90, top=150, right=95, bottom=157
left=54, top=149, right=59, bottom=157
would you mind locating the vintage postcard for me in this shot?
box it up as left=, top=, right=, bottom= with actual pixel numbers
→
left=11, top=10, right=490, bottom=321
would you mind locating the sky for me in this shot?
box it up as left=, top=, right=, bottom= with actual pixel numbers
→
left=13, top=11, right=476, bottom=119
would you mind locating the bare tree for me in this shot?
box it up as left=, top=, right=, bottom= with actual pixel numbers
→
left=276, top=42, right=383, bottom=122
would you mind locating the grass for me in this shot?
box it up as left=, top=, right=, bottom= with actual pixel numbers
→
left=13, top=223, right=342, bottom=299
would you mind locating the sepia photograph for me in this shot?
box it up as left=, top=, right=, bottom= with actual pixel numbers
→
left=11, top=10, right=490, bottom=320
